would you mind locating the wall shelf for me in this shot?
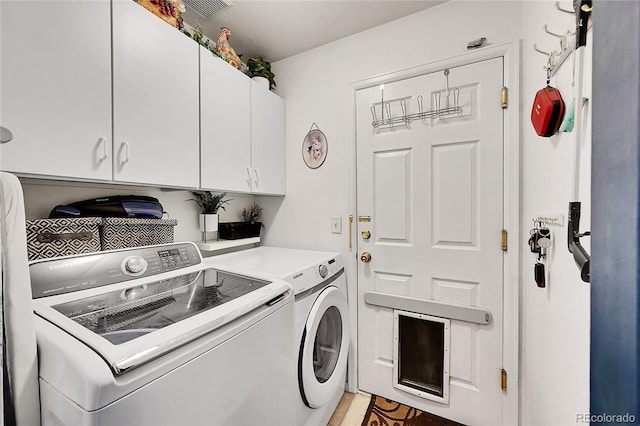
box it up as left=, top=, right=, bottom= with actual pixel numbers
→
left=196, top=237, right=260, bottom=254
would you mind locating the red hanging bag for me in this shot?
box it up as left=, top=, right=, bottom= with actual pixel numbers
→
left=531, top=85, right=566, bottom=137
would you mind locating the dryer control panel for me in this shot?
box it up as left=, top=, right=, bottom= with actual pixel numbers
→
left=30, top=242, right=202, bottom=298
left=288, top=255, right=344, bottom=295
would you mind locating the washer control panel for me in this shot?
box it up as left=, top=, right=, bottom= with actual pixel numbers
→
left=30, top=242, right=202, bottom=298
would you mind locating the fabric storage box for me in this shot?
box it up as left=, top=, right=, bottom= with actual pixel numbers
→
left=101, top=218, right=178, bottom=250
left=26, top=217, right=102, bottom=261
left=219, top=222, right=262, bottom=240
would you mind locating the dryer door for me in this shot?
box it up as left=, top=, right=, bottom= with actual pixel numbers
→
left=299, top=286, right=350, bottom=408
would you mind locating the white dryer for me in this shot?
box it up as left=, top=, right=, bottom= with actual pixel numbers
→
left=30, top=242, right=295, bottom=426
left=210, top=247, right=350, bottom=426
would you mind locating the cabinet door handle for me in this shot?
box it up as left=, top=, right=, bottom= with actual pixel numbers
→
left=246, top=167, right=253, bottom=187
left=253, top=168, right=259, bottom=187
left=120, top=141, right=130, bottom=165
left=97, top=137, right=108, bottom=161
left=0, top=126, right=14, bottom=144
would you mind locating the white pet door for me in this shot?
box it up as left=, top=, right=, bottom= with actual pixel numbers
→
left=393, top=310, right=450, bottom=404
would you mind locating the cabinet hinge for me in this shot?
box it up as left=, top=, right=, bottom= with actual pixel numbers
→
left=501, top=368, right=508, bottom=391
left=501, top=229, right=508, bottom=252
left=501, top=87, right=508, bottom=109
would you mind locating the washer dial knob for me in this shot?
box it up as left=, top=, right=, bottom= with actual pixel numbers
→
left=318, top=264, right=328, bottom=279
left=124, top=256, right=148, bottom=275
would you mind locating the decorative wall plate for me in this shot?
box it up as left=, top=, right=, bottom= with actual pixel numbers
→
left=302, top=124, right=327, bottom=169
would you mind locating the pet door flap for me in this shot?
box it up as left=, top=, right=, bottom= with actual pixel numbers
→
left=393, top=310, right=450, bottom=404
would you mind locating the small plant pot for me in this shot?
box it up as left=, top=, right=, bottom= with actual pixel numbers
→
left=199, top=214, right=219, bottom=242
left=219, top=222, right=262, bottom=240
left=251, top=76, right=270, bottom=89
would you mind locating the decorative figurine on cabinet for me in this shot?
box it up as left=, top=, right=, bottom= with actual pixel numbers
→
left=136, top=0, right=186, bottom=29
left=215, top=27, right=244, bottom=69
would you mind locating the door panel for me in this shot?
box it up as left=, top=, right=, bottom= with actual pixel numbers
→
left=374, top=149, right=412, bottom=243
left=356, top=57, right=504, bottom=425
left=432, top=140, right=478, bottom=246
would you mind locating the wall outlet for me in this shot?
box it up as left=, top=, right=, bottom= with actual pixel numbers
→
left=331, top=216, right=342, bottom=234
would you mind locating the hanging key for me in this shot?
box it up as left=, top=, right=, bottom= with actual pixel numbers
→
left=537, top=227, right=552, bottom=259
left=528, top=227, right=541, bottom=255
left=535, top=262, right=546, bottom=288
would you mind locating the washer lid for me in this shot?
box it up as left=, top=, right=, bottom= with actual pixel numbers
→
left=299, top=286, right=350, bottom=408
left=33, top=267, right=292, bottom=375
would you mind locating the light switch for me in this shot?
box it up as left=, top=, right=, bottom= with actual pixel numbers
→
left=331, top=216, right=342, bottom=234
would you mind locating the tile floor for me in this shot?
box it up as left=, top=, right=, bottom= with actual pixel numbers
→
left=328, top=392, right=371, bottom=426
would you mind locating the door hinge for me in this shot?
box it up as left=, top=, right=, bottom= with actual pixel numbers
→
left=501, top=229, right=508, bottom=252
left=501, top=87, right=508, bottom=109
left=501, top=368, right=508, bottom=391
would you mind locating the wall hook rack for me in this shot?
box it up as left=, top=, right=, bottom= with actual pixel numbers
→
left=567, top=201, right=590, bottom=282
left=543, top=24, right=573, bottom=50
left=555, top=1, right=575, bottom=15
left=533, top=29, right=577, bottom=78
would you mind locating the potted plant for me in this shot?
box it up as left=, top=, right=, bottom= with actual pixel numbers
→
left=188, top=191, right=231, bottom=241
left=220, top=202, right=263, bottom=240
left=246, top=57, right=276, bottom=90
left=241, top=202, right=263, bottom=224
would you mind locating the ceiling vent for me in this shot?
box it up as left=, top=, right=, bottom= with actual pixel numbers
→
left=183, top=0, right=232, bottom=19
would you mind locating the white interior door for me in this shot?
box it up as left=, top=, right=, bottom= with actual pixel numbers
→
left=356, top=57, right=505, bottom=425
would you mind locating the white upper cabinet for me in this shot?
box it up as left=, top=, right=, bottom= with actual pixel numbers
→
left=201, top=54, right=285, bottom=195
left=0, top=0, right=112, bottom=180
left=250, top=81, right=286, bottom=195
left=112, top=0, right=199, bottom=188
left=0, top=1, right=284, bottom=193
left=200, top=47, right=251, bottom=192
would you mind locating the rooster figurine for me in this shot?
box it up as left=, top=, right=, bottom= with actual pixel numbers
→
left=215, top=27, right=243, bottom=69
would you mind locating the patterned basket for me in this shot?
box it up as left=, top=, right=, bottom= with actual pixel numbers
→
left=101, top=218, right=178, bottom=250
left=26, top=218, right=102, bottom=261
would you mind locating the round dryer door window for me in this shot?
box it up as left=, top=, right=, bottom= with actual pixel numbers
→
left=300, top=286, right=350, bottom=408
left=313, top=306, right=342, bottom=383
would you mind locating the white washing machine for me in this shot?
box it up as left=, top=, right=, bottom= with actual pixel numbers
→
left=30, top=242, right=295, bottom=426
left=209, top=246, right=350, bottom=426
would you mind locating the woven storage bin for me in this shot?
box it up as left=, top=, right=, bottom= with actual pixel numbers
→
left=101, top=218, right=178, bottom=250
left=26, top=217, right=102, bottom=261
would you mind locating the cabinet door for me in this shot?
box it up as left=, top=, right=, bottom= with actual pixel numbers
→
left=112, top=0, right=199, bottom=188
left=250, top=82, right=286, bottom=195
left=0, top=1, right=112, bottom=180
left=200, top=47, right=251, bottom=192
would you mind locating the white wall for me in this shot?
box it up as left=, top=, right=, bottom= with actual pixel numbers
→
left=519, top=2, right=591, bottom=425
left=268, top=1, right=591, bottom=424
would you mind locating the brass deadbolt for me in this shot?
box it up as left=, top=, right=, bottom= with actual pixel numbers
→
left=360, top=252, right=372, bottom=263
left=361, top=230, right=371, bottom=240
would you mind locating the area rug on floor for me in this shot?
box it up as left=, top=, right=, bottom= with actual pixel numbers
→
left=361, top=395, right=465, bottom=426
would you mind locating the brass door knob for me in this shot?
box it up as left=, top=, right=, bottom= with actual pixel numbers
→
left=361, top=230, right=371, bottom=240
left=360, top=252, right=372, bottom=263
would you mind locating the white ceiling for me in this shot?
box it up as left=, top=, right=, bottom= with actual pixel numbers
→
left=181, top=0, right=446, bottom=63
